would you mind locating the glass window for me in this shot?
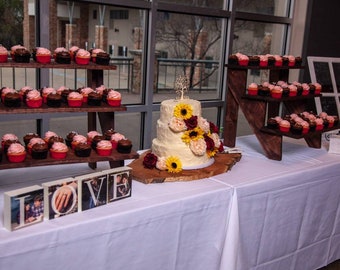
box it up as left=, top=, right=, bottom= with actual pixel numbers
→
left=234, top=0, right=290, bottom=17
left=158, top=0, right=224, bottom=9
left=154, top=11, right=223, bottom=102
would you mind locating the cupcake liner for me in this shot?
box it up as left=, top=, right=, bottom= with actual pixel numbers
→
left=96, top=148, right=112, bottom=156
left=7, top=152, right=26, bottom=163
left=50, top=150, right=67, bottom=159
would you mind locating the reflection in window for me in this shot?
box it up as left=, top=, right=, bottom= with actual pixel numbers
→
left=158, top=0, right=224, bottom=9
left=155, top=11, right=222, bottom=101
left=234, top=0, right=290, bottom=17
left=332, top=63, right=340, bottom=93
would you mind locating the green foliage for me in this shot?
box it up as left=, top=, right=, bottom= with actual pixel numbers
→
left=0, top=0, right=24, bottom=48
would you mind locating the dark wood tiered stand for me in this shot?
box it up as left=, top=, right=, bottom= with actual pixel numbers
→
left=0, top=60, right=139, bottom=170
left=224, top=64, right=339, bottom=160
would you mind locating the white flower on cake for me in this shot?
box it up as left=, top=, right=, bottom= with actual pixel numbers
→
left=169, top=117, right=187, bottom=132
left=156, top=156, right=167, bottom=170
left=198, top=117, right=210, bottom=133
left=189, top=138, right=207, bottom=156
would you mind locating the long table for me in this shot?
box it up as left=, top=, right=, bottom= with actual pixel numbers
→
left=212, top=135, right=340, bottom=270
left=1, top=135, right=339, bottom=270
left=0, top=162, right=233, bottom=270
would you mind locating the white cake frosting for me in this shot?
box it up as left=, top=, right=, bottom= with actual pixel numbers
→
left=151, top=98, right=220, bottom=170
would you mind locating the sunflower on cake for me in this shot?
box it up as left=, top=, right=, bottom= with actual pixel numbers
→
left=143, top=76, right=224, bottom=173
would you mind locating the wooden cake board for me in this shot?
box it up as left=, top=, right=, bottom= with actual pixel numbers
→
left=129, top=150, right=242, bottom=184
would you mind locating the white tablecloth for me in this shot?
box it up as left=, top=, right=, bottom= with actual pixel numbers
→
left=212, top=135, right=340, bottom=270
left=0, top=163, right=234, bottom=270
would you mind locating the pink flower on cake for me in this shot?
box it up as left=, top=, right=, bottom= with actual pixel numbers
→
left=198, top=117, right=210, bottom=133
left=189, top=138, right=207, bottom=156
left=210, top=133, right=221, bottom=148
left=168, top=117, right=187, bottom=132
left=156, top=156, right=167, bottom=170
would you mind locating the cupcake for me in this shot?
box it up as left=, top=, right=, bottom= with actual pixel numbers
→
left=91, top=135, right=106, bottom=150
left=50, top=142, right=68, bottom=159
left=13, top=47, right=31, bottom=63
left=1, top=133, right=18, bottom=148
left=301, top=83, right=310, bottom=96
left=270, top=86, right=283, bottom=99
left=104, top=128, right=116, bottom=140
left=266, top=54, right=275, bottom=66
left=117, top=139, right=132, bottom=154
left=75, top=49, right=90, bottom=65
left=71, top=134, right=87, bottom=150
left=308, top=83, right=316, bottom=95
left=301, top=121, right=310, bottom=134
left=19, top=86, right=33, bottom=102
left=35, top=47, right=52, bottom=64
left=54, top=47, right=71, bottom=64
left=65, top=131, right=78, bottom=147
left=90, top=48, right=105, bottom=62
left=23, top=133, right=40, bottom=146
left=228, top=54, right=238, bottom=65
left=110, top=132, right=126, bottom=149
left=4, top=92, right=21, bottom=107
left=74, top=143, right=92, bottom=157
left=69, top=46, right=79, bottom=61
left=7, top=143, right=26, bottom=163
left=96, top=140, right=113, bottom=156
left=26, top=137, right=45, bottom=154
left=282, top=55, right=289, bottom=66
left=56, top=86, right=71, bottom=103
left=267, top=117, right=279, bottom=129
left=1, top=87, right=15, bottom=103
left=67, top=91, right=83, bottom=107
left=288, top=84, right=297, bottom=97
left=315, top=118, right=324, bottom=131
left=281, top=85, right=290, bottom=97
left=258, top=85, right=270, bottom=96
left=295, top=56, right=302, bottom=67
left=274, top=55, right=283, bottom=67
left=248, top=55, right=260, bottom=66
left=326, top=115, right=335, bottom=128
left=236, top=53, right=249, bottom=66
left=290, top=122, right=303, bottom=135
left=87, top=131, right=101, bottom=145
left=0, top=45, right=8, bottom=63
left=314, top=83, right=322, bottom=95
left=80, top=87, right=94, bottom=103
left=259, top=55, right=268, bottom=67
left=106, top=89, right=122, bottom=106
left=87, top=91, right=102, bottom=106
left=41, top=87, right=55, bottom=103
left=96, top=52, right=110, bottom=65
left=279, top=120, right=290, bottom=133
left=31, top=142, right=48, bottom=159
left=10, top=45, right=25, bottom=60
left=286, top=55, right=296, bottom=67
left=46, top=92, right=62, bottom=107
left=47, top=136, right=64, bottom=149
left=26, top=89, right=43, bottom=108
left=247, top=83, right=258, bottom=96
left=3, top=139, right=19, bottom=154
left=43, top=131, right=58, bottom=144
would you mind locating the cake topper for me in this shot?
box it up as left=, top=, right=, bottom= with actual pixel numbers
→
left=175, top=75, right=189, bottom=100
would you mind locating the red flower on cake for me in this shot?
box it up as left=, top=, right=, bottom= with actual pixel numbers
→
left=184, top=115, right=198, bottom=130
left=204, top=135, right=215, bottom=151
left=143, top=152, right=158, bottom=169
left=209, top=122, right=219, bottom=134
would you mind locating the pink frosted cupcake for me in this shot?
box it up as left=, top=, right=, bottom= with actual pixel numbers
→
left=7, top=143, right=26, bottom=163
left=27, top=137, right=45, bottom=154
left=87, top=131, right=101, bottom=145
left=259, top=55, right=268, bottom=67
left=110, top=132, right=126, bottom=149
left=71, top=134, right=87, bottom=150
left=315, top=118, right=324, bottom=131
left=301, top=83, right=310, bottom=96
left=26, top=89, right=43, bottom=108
left=314, top=82, right=322, bottom=95
left=288, top=84, right=297, bottom=97
left=1, top=87, right=15, bottom=103
left=41, top=87, right=55, bottom=103
left=247, top=83, right=258, bottom=96
left=236, top=53, right=249, bottom=66
left=301, top=120, right=310, bottom=134
left=69, top=46, right=79, bottom=61
left=107, top=89, right=121, bottom=106
left=36, top=47, right=52, bottom=63
left=91, top=48, right=105, bottom=62
left=1, top=133, right=18, bottom=148
left=0, top=45, right=8, bottom=63
left=279, top=120, right=290, bottom=132
left=67, top=91, right=83, bottom=107
left=43, top=131, right=58, bottom=144
left=96, top=140, right=113, bottom=156
left=50, top=142, right=68, bottom=159
left=80, top=87, right=94, bottom=103
left=75, top=49, right=90, bottom=65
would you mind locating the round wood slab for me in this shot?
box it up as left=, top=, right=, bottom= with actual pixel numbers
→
left=129, top=151, right=242, bottom=184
